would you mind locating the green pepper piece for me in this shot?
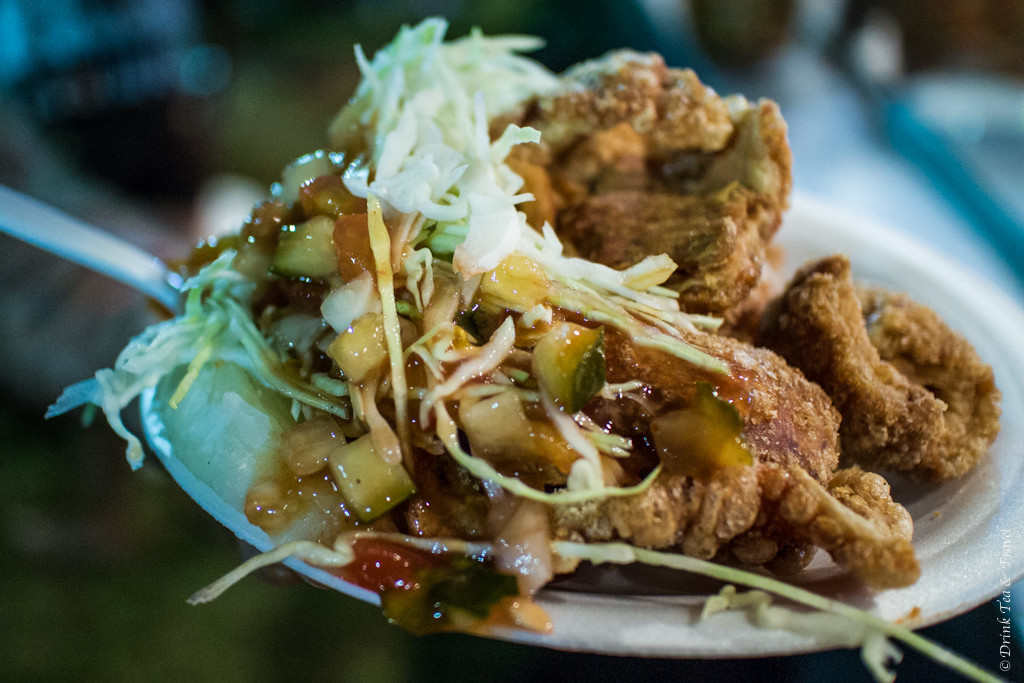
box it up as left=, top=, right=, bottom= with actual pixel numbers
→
left=381, top=556, right=520, bottom=634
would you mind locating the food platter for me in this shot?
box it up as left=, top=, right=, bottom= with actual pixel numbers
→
left=140, top=191, right=1024, bottom=658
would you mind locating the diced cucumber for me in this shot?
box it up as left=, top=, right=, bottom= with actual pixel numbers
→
left=272, top=215, right=337, bottom=278
left=458, top=391, right=578, bottom=478
left=458, top=390, right=531, bottom=456
left=327, top=312, right=387, bottom=382
left=279, top=149, right=343, bottom=204
left=532, top=322, right=605, bottom=413
left=328, top=434, right=416, bottom=522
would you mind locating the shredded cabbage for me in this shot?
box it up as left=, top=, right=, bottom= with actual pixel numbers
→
left=367, top=196, right=412, bottom=463
left=418, top=316, right=516, bottom=424
left=554, top=542, right=1004, bottom=683
left=333, top=18, right=557, bottom=277
left=322, top=272, right=380, bottom=333
left=701, top=586, right=902, bottom=683
left=47, top=251, right=349, bottom=469
left=433, top=400, right=662, bottom=504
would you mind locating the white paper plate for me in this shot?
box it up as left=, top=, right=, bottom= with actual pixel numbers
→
left=141, top=193, right=1024, bottom=658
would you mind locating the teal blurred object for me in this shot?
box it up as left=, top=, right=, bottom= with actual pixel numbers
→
left=883, top=77, right=1024, bottom=275
left=834, top=2, right=1024, bottom=283
left=0, top=0, right=225, bottom=199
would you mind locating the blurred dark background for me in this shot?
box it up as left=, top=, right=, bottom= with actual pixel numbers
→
left=1, top=1, right=1022, bottom=681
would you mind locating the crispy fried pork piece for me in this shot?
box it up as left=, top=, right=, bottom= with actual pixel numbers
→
left=555, top=189, right=767, bottom=314
left=734, top=464, right=920, bottom=589
left=758, top=255, right=1001, bottom=480
left=858, top=286, right=1001, bottom=478
left=505, top=51, right=792, bottom=313
left=717, top=244, right=785, bottom=343
left=720, top=463, right=920, bottom=589
left=551, top=327, right=920, bottom=588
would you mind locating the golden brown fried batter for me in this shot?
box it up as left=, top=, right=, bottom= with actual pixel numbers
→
left=858, top=286, right=1001, bottom=478
left=552, top=465, right=761, bottom=560
left=551, top=327, right=920, bottom=588
left=758, top=254, right=1001, bottom=480
left=830, top=468, right=919, bottom=586
left=756, top=464, right=919, bottom=589
left=716, top=243, right=785, bottom=343
left=505, top=50, right=792, bottom=314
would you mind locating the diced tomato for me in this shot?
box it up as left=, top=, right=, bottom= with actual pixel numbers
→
left=335, top=538, right=446, bottom=594
left=334, top=213, right=375, bottom=281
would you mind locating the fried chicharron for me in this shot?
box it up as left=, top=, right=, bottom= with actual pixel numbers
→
left=759, top=255, right=1001, bottom=481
